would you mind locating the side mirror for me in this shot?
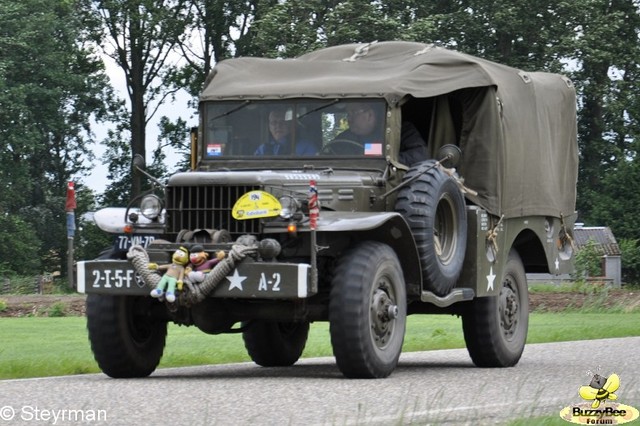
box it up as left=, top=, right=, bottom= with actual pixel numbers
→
left=132, top=154, right=146, bottom=171
left=437, top=144, right=462, bottom=168
left=131, top=154, right=165, bottom=188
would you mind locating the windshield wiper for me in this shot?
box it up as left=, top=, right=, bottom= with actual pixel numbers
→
left=297, top=99, right=340, bottom=119
left=210, top=100, right=252, bottom=121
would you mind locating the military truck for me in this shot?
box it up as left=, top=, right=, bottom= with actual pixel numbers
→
left=77, top=41, right=578, bottom=379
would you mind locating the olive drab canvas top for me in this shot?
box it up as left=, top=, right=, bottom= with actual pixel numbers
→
left=200, top=41, right=578, bottom=220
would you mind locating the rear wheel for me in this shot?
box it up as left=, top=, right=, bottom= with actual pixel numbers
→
left=242, top=320, right=310, bottom=367
left=329, top=241, right=406, bottom=378
left=462, top=250, right=529, bottom=367
left=87, top=294, right=167, bottom=378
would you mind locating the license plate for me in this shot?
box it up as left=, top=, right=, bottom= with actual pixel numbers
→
left=113, top=235, right=157, bottom=251
left=77, top=261, right=147, bottom=295
left=212, top=263, right=314, bottom=298
left=77, top=260, right=316, bottom=299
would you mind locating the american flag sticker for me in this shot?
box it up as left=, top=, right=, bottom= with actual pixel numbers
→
left=364, top=143, right=383, bottom=155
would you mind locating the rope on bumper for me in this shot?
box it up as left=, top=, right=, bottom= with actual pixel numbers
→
left=182, top=244, right=257, bottom=304
left=127, top=244, right=258, bottom=306
left=127, top=245, right=161, bottom=289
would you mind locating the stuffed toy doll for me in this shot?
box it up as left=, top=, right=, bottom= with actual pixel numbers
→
left=185, top=244, right=226, bottom=283
left=149, top=246, right=189, bottom=303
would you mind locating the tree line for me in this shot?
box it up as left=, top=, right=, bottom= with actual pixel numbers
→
left=1, top=0, right=639, bottom=282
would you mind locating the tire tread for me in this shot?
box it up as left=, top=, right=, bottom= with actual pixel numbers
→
left=87, top=294, right=167, bottom=378
left=329, top=241, right=406, bottom=378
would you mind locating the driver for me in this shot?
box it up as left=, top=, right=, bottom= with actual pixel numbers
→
left=333, top=102, right=428, bottom=165
left=335, top=103, right=383, bottom=145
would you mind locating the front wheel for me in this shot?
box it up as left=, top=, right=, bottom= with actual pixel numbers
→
left=329, top=241, right=407, bottom=378
left=242, top=320, right=310, bottom=367
left=461, top=250, right=529, bottom=367
left=86, top=294, right=167, bottom=378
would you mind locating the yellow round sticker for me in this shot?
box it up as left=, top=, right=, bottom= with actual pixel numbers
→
left=232, top=190, right=282, bottom=220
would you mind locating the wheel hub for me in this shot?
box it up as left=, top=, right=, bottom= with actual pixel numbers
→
left=499, top=283, right=519, bottom=337
left=370, top=288, right=397, bottom=347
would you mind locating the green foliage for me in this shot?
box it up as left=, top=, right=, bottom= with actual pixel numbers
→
left=156, top=116, right=191, bottom=172
left=75, top=220, right=113, bottom=262
left=248, top=1, right=326, bottom=58
left=46, top=302, right=67, bottom=317
left=326, top=1, right=403, bottom=46
left=168, top=0, right=271, bottom=102
left=0, top=215, right=42, bottom=274
left=584, top=159, right=640, bottom=241
left=528, top=283, right=573, bottom=293
left=571, top=1, right=640, bottom=233
left=0, top=276, right=38, bottom=294
left=0, top=275, right=73, bottom=295
left=0, top=299, right=6, bottom=312
left=529, top=282, right=608, bottom=294
left=0, top=0, right=110, bottom=275
left=572, top=239, right=603, bottom=282
left=99, top=125, right=133, bottom=207
left=619, top=238, right=640, bottom=284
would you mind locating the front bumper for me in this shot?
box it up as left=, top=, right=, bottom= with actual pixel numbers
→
left=76, top=260, right=316, bottom=299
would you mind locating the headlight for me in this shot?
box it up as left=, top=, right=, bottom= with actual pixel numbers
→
left=279, top=196, right=300, bottom=219
left=140, top=195, right=163, bottom=220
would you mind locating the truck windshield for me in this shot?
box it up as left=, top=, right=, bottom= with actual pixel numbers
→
left=202, top=99, right=387, bottom=158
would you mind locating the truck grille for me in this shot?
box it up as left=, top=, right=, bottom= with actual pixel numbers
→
left=165, top=185, right=261, bottom=238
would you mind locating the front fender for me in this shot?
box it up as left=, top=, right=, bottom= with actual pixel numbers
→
left=317, top=212, right=422, bottom=292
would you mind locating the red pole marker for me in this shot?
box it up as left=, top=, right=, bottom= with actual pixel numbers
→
left=66, top=181, right=76, bottom=288
left=65, top=181, right=76, bottom=212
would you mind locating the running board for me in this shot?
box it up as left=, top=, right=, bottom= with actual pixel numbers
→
left=420, top=288, right=475, bottom=307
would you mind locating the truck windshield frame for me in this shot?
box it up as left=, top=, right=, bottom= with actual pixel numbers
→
left=202, top=99, right=387, bottom=159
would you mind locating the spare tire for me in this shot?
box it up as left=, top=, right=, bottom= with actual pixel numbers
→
left=395, top=160, right=467, bottom=296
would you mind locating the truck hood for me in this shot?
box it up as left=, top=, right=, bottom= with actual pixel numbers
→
left=167, top=169, right=384, bottom=188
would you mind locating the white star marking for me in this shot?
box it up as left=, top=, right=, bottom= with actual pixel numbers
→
left=555, top=257, right=560, bottom=271
left=227, top=269, right=247, bottom=291
left=486, top=266, right=496, bottom=292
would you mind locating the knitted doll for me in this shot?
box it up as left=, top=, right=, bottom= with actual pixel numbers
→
left=185, top=244, right=226, bottom=283
left=149, top=246, right=189, bottom=303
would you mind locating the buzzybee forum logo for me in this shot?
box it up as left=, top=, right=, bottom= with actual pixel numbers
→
left=560, top=370, right=639, bottom=424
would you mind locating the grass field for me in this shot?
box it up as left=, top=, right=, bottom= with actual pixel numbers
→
left=1, top=311, right=639, bottom=380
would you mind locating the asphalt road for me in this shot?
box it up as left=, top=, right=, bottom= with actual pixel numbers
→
left=0, top=337, right=639, bottom=426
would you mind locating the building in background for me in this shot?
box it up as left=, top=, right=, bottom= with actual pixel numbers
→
left=573, top=225, right=622, bottom=286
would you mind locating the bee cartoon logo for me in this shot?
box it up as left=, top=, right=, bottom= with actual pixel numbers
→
left=560, top=371, right=639, bottom=424
left=579, top=373, right=620, bottom=408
